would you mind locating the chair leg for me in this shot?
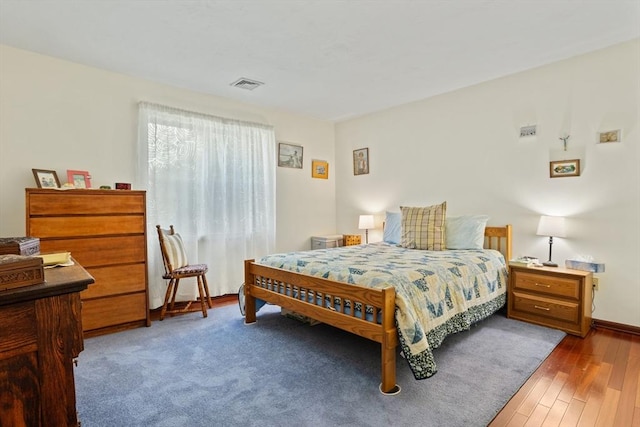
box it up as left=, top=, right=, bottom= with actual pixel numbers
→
left=160, top=278, right=176, bottom=321
left=197, top=275, right=208, bottom=318
left=169, top=278, right=180, bottom=313
left=202, top=274, right=212, bottom=308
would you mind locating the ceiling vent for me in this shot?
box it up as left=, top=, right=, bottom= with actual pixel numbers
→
left=230, top=77, right=264, bottom=91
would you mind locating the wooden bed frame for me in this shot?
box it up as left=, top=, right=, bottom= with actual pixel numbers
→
left=244, top=225, right=512, bottom=395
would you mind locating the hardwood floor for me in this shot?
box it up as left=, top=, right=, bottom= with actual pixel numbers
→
left=489, top=326, right=640, bottom=427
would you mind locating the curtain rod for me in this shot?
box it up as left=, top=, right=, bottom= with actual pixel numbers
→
left=138, top=101, right=274, bottom=130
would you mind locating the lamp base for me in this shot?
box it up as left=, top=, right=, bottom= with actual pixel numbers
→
left=542, top=261, right=558, bottom=267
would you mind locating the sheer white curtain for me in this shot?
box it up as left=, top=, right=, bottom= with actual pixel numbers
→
left=137, top=102, right=276, bottom=309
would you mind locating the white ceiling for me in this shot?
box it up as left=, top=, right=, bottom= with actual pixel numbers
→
left=1, top=0, right=638, bottom=121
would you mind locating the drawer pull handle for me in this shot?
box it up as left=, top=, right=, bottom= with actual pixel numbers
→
left=534, top=305, right=551, bottom=311
left=535, top=283, right=551, bottom=288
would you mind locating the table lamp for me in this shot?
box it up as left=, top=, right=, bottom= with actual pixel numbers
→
left=358, top=214, right=374, bottom=244
left=536, top=215, right=566, bottom=267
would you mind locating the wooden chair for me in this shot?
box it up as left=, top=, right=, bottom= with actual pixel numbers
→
left=156, top=225, right=212, bottom=320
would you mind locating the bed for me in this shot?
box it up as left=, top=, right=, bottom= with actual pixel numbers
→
left=243, top=223, right=512, bottom=395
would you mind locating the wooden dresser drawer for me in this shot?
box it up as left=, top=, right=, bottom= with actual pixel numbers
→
left=29, top=215, right=145, bottom=238
left=81, top=293, right=147, bottom=331
left=512, top=270, right=580, bottom=299
left=82, top=264, right=147, bottom=299
left=28, top=191, right=145, bottom=215
left=512, top=291, right=579, bottom=323
left=40, top=236, right=146, bottom=268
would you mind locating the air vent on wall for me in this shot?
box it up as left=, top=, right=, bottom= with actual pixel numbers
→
left=230, top=77, right=264, bottom=90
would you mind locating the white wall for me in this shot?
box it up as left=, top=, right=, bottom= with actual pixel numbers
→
left=0, top=45, right=335, bottom=254
left=335, top=40, right=640, bottom=328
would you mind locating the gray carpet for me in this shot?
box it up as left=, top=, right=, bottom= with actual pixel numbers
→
left=75, top=303, right=565, bottom=427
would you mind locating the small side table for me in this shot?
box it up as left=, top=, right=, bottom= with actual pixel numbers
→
left=343, top=234, right=362, bottom=246
left=508, top=265, right=593, bottom=337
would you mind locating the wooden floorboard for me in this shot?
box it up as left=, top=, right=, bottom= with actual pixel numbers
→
left=490, top=326, right=640, bottom=427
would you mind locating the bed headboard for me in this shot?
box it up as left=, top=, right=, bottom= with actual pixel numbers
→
left=484, top=225, right=512, bottom=262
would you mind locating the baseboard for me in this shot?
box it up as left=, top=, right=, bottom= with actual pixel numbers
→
left=592, top=318, right=640, bottom=336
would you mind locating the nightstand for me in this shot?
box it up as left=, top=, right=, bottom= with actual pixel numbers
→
left=508, top=265, right=593, bottom=337
left=343, top=234, right=362, bottom=246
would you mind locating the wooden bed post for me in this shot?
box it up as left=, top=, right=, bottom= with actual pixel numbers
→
left=380, top=287, right=401, bottom=395
left=244, top=259, right=257, bottom=324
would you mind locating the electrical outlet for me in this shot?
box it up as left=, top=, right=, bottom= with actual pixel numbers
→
left=593, top=277, right=599, bottom=291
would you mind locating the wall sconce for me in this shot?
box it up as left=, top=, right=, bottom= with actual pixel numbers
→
left=358, top=214, right=374, bottom=244
left=536, top=215, right=566, bottom=267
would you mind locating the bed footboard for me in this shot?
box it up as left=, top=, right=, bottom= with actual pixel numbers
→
left=244, top=259, right=400, bottom=394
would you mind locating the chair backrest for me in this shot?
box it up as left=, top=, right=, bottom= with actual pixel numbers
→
left=156, top=225, right=190, bottom=274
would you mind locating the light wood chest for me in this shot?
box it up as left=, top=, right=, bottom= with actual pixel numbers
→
left=26, top=188, right=149, bottom=336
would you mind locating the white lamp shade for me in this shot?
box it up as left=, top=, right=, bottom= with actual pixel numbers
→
left=536, top=215, right=567, bottom=238
left=358, top=214, right=374, bottom=230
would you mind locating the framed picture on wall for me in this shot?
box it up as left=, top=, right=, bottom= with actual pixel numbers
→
left=598, top=129, right=621, bottom=143
left=32, top=169, right=61, bottom=188
left=311, top=160, right=328, bottom=179
left=278, top=142, right=303, bottom=169
left=550, top=159, right=580, bottom=178
left=353, top=147, right=369, bottom=175
left=67, top=170, right=92, bottom=188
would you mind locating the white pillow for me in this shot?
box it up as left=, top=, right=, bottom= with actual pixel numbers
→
left=163, top=233, right=189, bottom=269
left=383, top=211, right=402, bottom=244
left=446, top=215, right=490, bottom=250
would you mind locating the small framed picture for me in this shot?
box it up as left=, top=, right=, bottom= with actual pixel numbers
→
left=32, top=169, right=61, bottom=188
left=598, top=129, right=621, bottom=144
left=353, top=147, right=369, bottom=175
left=550, top=159, right=580, bottom=178
left=278, top=142, right=303, bottom=169
left=519, top=125, right=537, bottom=138
left=67, top=170, right=92, bottom=188
left=311, top=160, right=329, bottom=179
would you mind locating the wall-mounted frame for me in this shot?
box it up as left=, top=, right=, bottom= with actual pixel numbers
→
left=353, top=147, right=369, bottom=175
left=67, top=170, right=92, bottom=188
left=32, top=169, right=61, bottom=188
left=598, top=129, right=621, bottom=144
left=278, top=142, right=303, bottom=169
left=519, top=125, right=537, bottom=138
left=550, top=159, right=580, bottom=178
left=311, top=160, right=328, bottom=179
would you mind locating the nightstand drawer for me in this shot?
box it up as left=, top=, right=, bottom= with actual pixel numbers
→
left=512, top=292, right=579, bottom=323
left=512, top=270, right=580, bottom=300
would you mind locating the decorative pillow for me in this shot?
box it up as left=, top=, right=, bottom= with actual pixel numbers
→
left=400, top=202, right=447, bottom=250
left=382, top=211, right=402, bottom=244
left=162, top=232, right=189, bottom=270
left=446, top=215, right=490, bottom=250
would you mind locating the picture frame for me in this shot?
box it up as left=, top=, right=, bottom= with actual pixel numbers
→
left=550, top=159, right=580, bottom=178
left=598, top=129, right=621, bottom=144
left=67, top=170, right=92, bottom=188
left=519, top=125, right=537, bottom=138
left=32, top=169, right=61, bottom=188
left=311, top=160, right=329, bottom=179
left=278, top=142, right=303, bottom=169
left=353, top=147, right=369, bottom=175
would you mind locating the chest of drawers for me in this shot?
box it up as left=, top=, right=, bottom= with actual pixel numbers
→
left=25, top=188, right=149, bottom=337
left=508, top=265, right=593, bottom=337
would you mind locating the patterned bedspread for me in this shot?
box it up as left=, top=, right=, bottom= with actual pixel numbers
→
left=257, top=242, right=508, bottom=379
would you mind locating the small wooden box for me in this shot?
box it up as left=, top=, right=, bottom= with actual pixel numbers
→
left=0, top=237, right=40, bottom=256
left=343, top=234, right=362, bottom=246
left=0, top=255, right=45, bottom=291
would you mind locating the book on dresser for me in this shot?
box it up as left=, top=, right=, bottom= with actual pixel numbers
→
left=25, top=188, right=150, bottom=337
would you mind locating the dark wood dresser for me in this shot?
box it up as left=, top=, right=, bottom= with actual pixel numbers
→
left=0, top=262, right=94, bottom=427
